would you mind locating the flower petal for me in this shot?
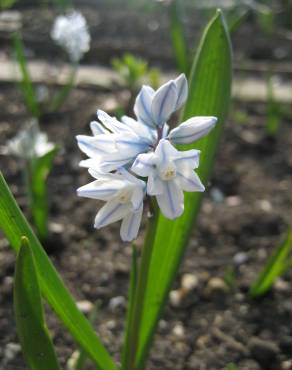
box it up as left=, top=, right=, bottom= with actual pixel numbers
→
left=156, top=180, right=184, bottom=219
left=97, top=110, right=131, bottom=134
left=134, top=85, right=155, bottom=128
left=77, top=179, right=124, bottom=201
left=120, top=206, right=143, bottom=242
left=169, top=116, right=217, bottom=144
left=174, top=149, right=201, bottom=170
left=131, top=152, right=156, bottom=177
left=76, top=134, right=116, bottom=157
left=99, top=150, right=138, bottom=172
left=94, top=201, right=130, bottom=228
left=147, top=172, right=164, bottom=195
left=79, top=158, right=100, bottom=168
left=156, top=139, right=178, bottom=164
left=151, top=81, right=178, bottom=127
left=174, top=74, right=188, bottom=110
left=176, top=170, right=205, bottom=192
left=90, top=120, right=108, bottom=135
left=121, top=115, right=156, bottom=144
left=130, top=186, right=144, bottom=211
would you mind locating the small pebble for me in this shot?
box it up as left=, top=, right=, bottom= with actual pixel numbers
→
left=226, top=195, right=242, bottom=207
left=257, top=199, right=272, bottom=212
left=49, top=222, right=64, bottom=233
left=181, top=274, right=199, bottom=291
left=172, top=323, right=185, bottom=338
left=205, top=277, right=228, bottom=296
left=274, top=278, right=291, bottom=293
left=76, top=300, right=93, bottom=314
left=248, top=336, right=279, bottom=366
left=4, top=343, right=21, bottom=361
left=210, top=187, right=225, bottom=203
left=233, top=251, right=248, bottom=265
left=109, top=296, right=126, bottom=312
left=282, top=360, right=292, bottom=370
left=169, top=289, right=182, bottom=307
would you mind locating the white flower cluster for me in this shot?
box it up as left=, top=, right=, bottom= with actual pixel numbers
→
left=77, top=74, right=217, bottom=241
left=6, top=120, right=55, bottom=159
left=51, top=11, right=90, bottom=63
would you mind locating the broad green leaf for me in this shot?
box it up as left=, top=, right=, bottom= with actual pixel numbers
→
left=169, top=0, right=190, bottom=75
left=14, top=34, right=40, bottom=118
left=29, top=147, right=58, bottom=241
left=250, top=230, right=292, bottom=298
left=14, top=237, right=61, bottom=370
left=0, top=171, right=117, bottom=370
left=135, top=10, right=232, bottom=368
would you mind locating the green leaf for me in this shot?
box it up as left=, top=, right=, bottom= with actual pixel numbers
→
left=169, top=0, right=190, bottom=75
left=13, top=34, right=40, bottom=118
left=14, top=237, right=61, bottom=370
left=265, top=74, right=281, bottom=136
left=250, top=230, right=292, bottom=298
left=0, top=0, right=17, bottom=10
left=50, top=66, right=77, bottom=112
left=135, top=10, right=232, bottom=369
left=0, top=171, right=117, bottom=370
left=29, top=147, right=58, bottom=241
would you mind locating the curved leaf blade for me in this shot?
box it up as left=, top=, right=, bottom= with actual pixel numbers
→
left=14, top=237, right=61, bottom=370
left=250, top=230, right=292, bottom=298
left=136, top=9, right=232, bottom=368
left=0, top=171, right=117, bottom=370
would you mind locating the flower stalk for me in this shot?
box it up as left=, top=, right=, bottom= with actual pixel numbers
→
left=122, top=201, right=159, bottom=370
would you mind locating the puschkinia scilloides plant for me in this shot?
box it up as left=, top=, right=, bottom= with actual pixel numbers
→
left=0, top=10, right=232, bottom=370
left=77, top=74, right=216, bottom=241
left=14, top=9, right=90, bottom=116
left=5, top=120, right=58, bottom=241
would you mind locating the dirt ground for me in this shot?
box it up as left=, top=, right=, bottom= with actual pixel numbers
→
left=1, top=1, right=292, bottom=370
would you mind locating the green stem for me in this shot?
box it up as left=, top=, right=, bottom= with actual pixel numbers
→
left=123, top=201, right=159, bottom=370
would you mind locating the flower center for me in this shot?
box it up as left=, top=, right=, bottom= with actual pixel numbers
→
left=116, top=188, right=132, bottom=204
left=159, top=163, right=176, bottom=181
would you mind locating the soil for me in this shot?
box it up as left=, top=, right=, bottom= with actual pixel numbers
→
left=1, top=2, right=292, bottom=370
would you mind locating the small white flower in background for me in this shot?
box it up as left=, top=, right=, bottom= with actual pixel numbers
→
left=51, top=11, right=90, bottom=63
left=6, top=119, right=55, bottom=159
left=77, top=168, right=145, bottom=242
left=77, top=74, right=217, bottom=241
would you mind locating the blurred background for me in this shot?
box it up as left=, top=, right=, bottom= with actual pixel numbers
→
left=0, top=1, right=292, bottom=369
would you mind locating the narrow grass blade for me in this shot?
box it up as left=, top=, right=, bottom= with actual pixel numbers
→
left=14, top=34, right=40, bottom=118
left=135, top=10, right=232, bottom=368
left=0, top=171, right=117, bottom=370
left=250, top=230, right=292, bottom=298
left=29, top=147, right=58, bottom=241
left=50, top=66, right=77, bottom=112
left=265, top=74, right=281, bottom=136
left=14, top=237, right=61, bottom=370
left=121, top=245, right=138, bottom=369
left=169, top=0, right=190, bottom=75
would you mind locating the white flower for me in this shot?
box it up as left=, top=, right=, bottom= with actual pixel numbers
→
left=76, top=110, right=157, bottom=173
left=51, top=11, right=90, bottom=63
left=168, top=116, right=217, bottom=144
left=134, top=74, right=188, bottom=128
left=131, top=139, right=204, bottom=219
left=77, top=168, right=145, bottom=241
left=76, top=74, right=218, bottom=240
left=6, top=120, right=55, bottom=159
